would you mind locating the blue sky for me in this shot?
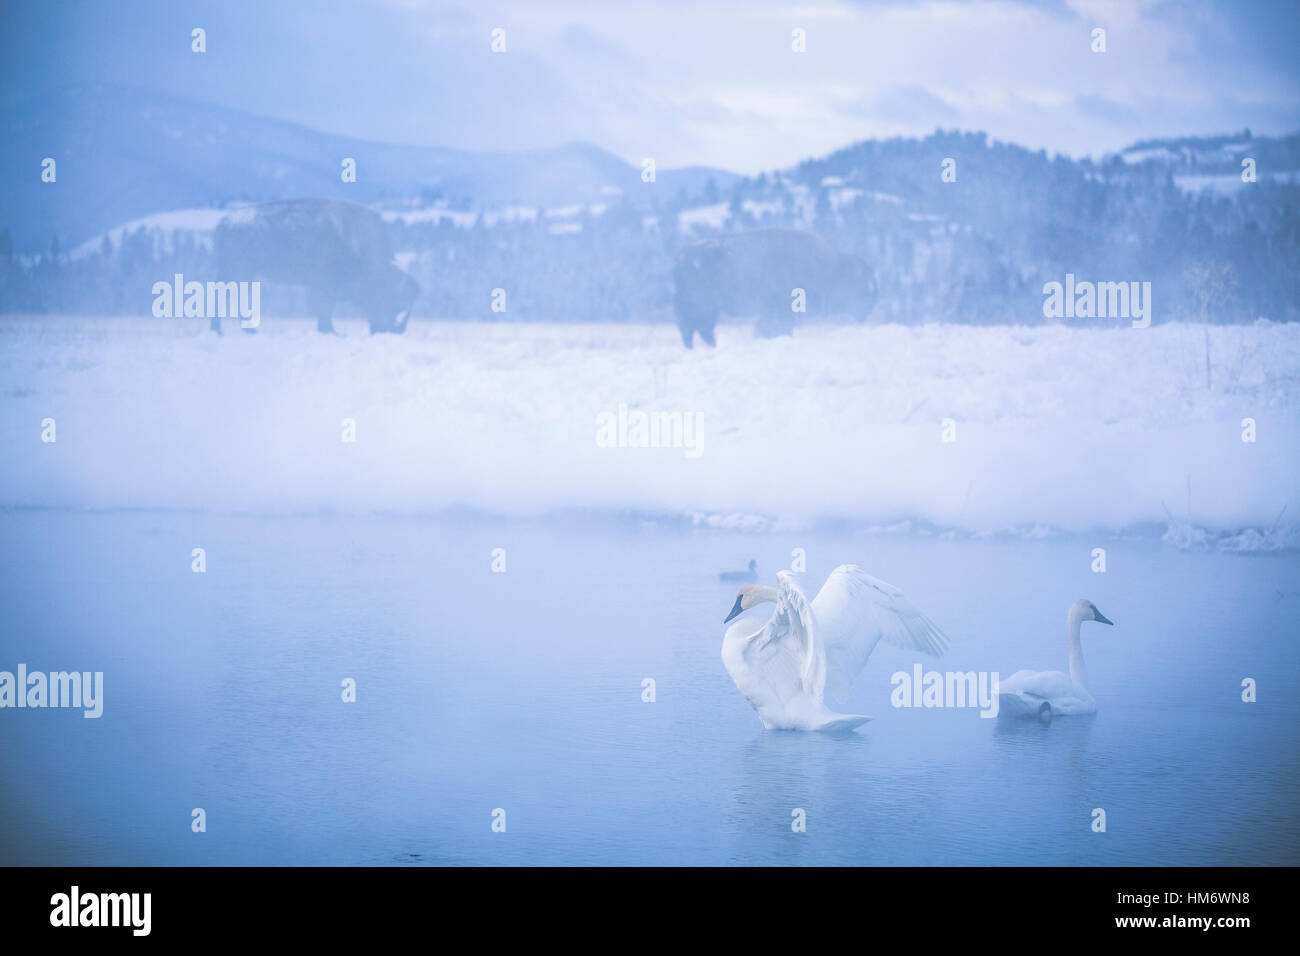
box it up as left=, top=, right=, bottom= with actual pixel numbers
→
left=3, top=0, right=1298, bottom=173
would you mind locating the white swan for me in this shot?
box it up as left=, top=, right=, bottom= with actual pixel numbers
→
left=998, top=599, right=1114, bottom=719
left=721, top=565, right=950, bottom=731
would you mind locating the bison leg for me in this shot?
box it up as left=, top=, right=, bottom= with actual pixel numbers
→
left=367, top=312, right=404, bottom=335
left=685, top=310, right=718, bottom=347
left=309, top=292, right=337, bottom=335
left=674, top=301, right=718, bottom=350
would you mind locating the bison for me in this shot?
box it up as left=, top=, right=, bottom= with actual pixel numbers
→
left=211, top=198, right=418, bottom=335
left=672, top=228, right=877, bottom=347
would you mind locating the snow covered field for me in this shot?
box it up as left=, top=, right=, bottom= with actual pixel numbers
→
left=2, top=316, right=1297, bottom=546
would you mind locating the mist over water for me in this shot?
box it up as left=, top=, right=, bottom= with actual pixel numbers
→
left=2, top=508, right=1295, bottom=866
left=2, top=318, right=1297, bottom=539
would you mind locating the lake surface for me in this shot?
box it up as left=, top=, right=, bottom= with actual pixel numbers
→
left=1, top=508, right=1297, bottom=865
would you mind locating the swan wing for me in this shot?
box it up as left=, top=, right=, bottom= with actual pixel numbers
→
left=777, top=571, right=825, bottom=700
left=811, top=565, right=950, bottom=703
left=1000, top=670, right=1085, bottom=703
left=741, top=572, right=825, bottom=701
left=998, top=670, right=1096, bottom=717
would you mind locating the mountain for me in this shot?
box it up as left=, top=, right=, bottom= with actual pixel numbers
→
left=0, top=85, right=742, bottom=251
left=4, top=91, right=1297, bottom=326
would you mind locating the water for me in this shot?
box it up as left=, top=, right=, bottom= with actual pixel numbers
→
left=1, top=508, right=1297, bottom=865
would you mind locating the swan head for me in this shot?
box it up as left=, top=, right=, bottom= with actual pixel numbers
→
left=1073, top=598, right=1113, bottom=626
left=724, top=584, right=775, bottom=623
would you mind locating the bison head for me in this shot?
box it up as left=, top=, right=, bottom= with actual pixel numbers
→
left=368, top=265, right=420, bottom=334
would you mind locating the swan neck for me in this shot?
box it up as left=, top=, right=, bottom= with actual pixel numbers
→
left=1067, top=608, right=1088, bottom=689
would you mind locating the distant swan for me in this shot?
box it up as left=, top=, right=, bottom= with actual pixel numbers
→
left=722, top=565, right=949, bottom=731
left=719, top=559, right=757, bottom=583
left=999, top=599, right=1114, bottom=719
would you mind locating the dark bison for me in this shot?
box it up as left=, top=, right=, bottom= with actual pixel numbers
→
left=672, top=228, right=877, bottom=347
left=211, top=198, right=418, bottom=335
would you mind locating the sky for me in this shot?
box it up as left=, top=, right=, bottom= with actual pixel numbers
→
left=3, top=0, right=1298, bottom=174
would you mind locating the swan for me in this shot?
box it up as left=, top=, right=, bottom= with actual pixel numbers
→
left=998, top=599, right=1114, bottom=719
left=721, top=565, right=949, bottom=731
left=719, top=559, right=757, bottom=583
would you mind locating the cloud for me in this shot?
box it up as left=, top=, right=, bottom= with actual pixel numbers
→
left=841, top=85, right=961, bottom=125
left=4, top=0, right=1297, bottom=174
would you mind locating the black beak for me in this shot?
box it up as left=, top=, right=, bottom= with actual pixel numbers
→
left=723, top=595, right=744, bottom=624
left=1094, top=609, right=1114, bottom=626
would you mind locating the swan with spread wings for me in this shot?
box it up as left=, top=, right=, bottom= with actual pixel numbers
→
left=721, top=565, right=950, bottom=731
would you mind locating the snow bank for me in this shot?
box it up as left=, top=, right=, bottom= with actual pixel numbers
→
left=1, top=317, right=1297, bottom=542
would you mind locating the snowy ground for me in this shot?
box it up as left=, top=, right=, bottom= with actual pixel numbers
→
left=1, top=316, right=1297, bottom=546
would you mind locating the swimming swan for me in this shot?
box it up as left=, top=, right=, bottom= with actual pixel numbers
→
left=722, top=565, right=950, bottom=731
left=998, top=599, right=1114, bottom=719
left=719, top=560, right=758, bottom=583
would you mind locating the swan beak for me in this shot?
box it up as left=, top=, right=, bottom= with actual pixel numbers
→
left=1094, top=609, right=1114, bottom=625
left=724, top=595, right=745, bottom=624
